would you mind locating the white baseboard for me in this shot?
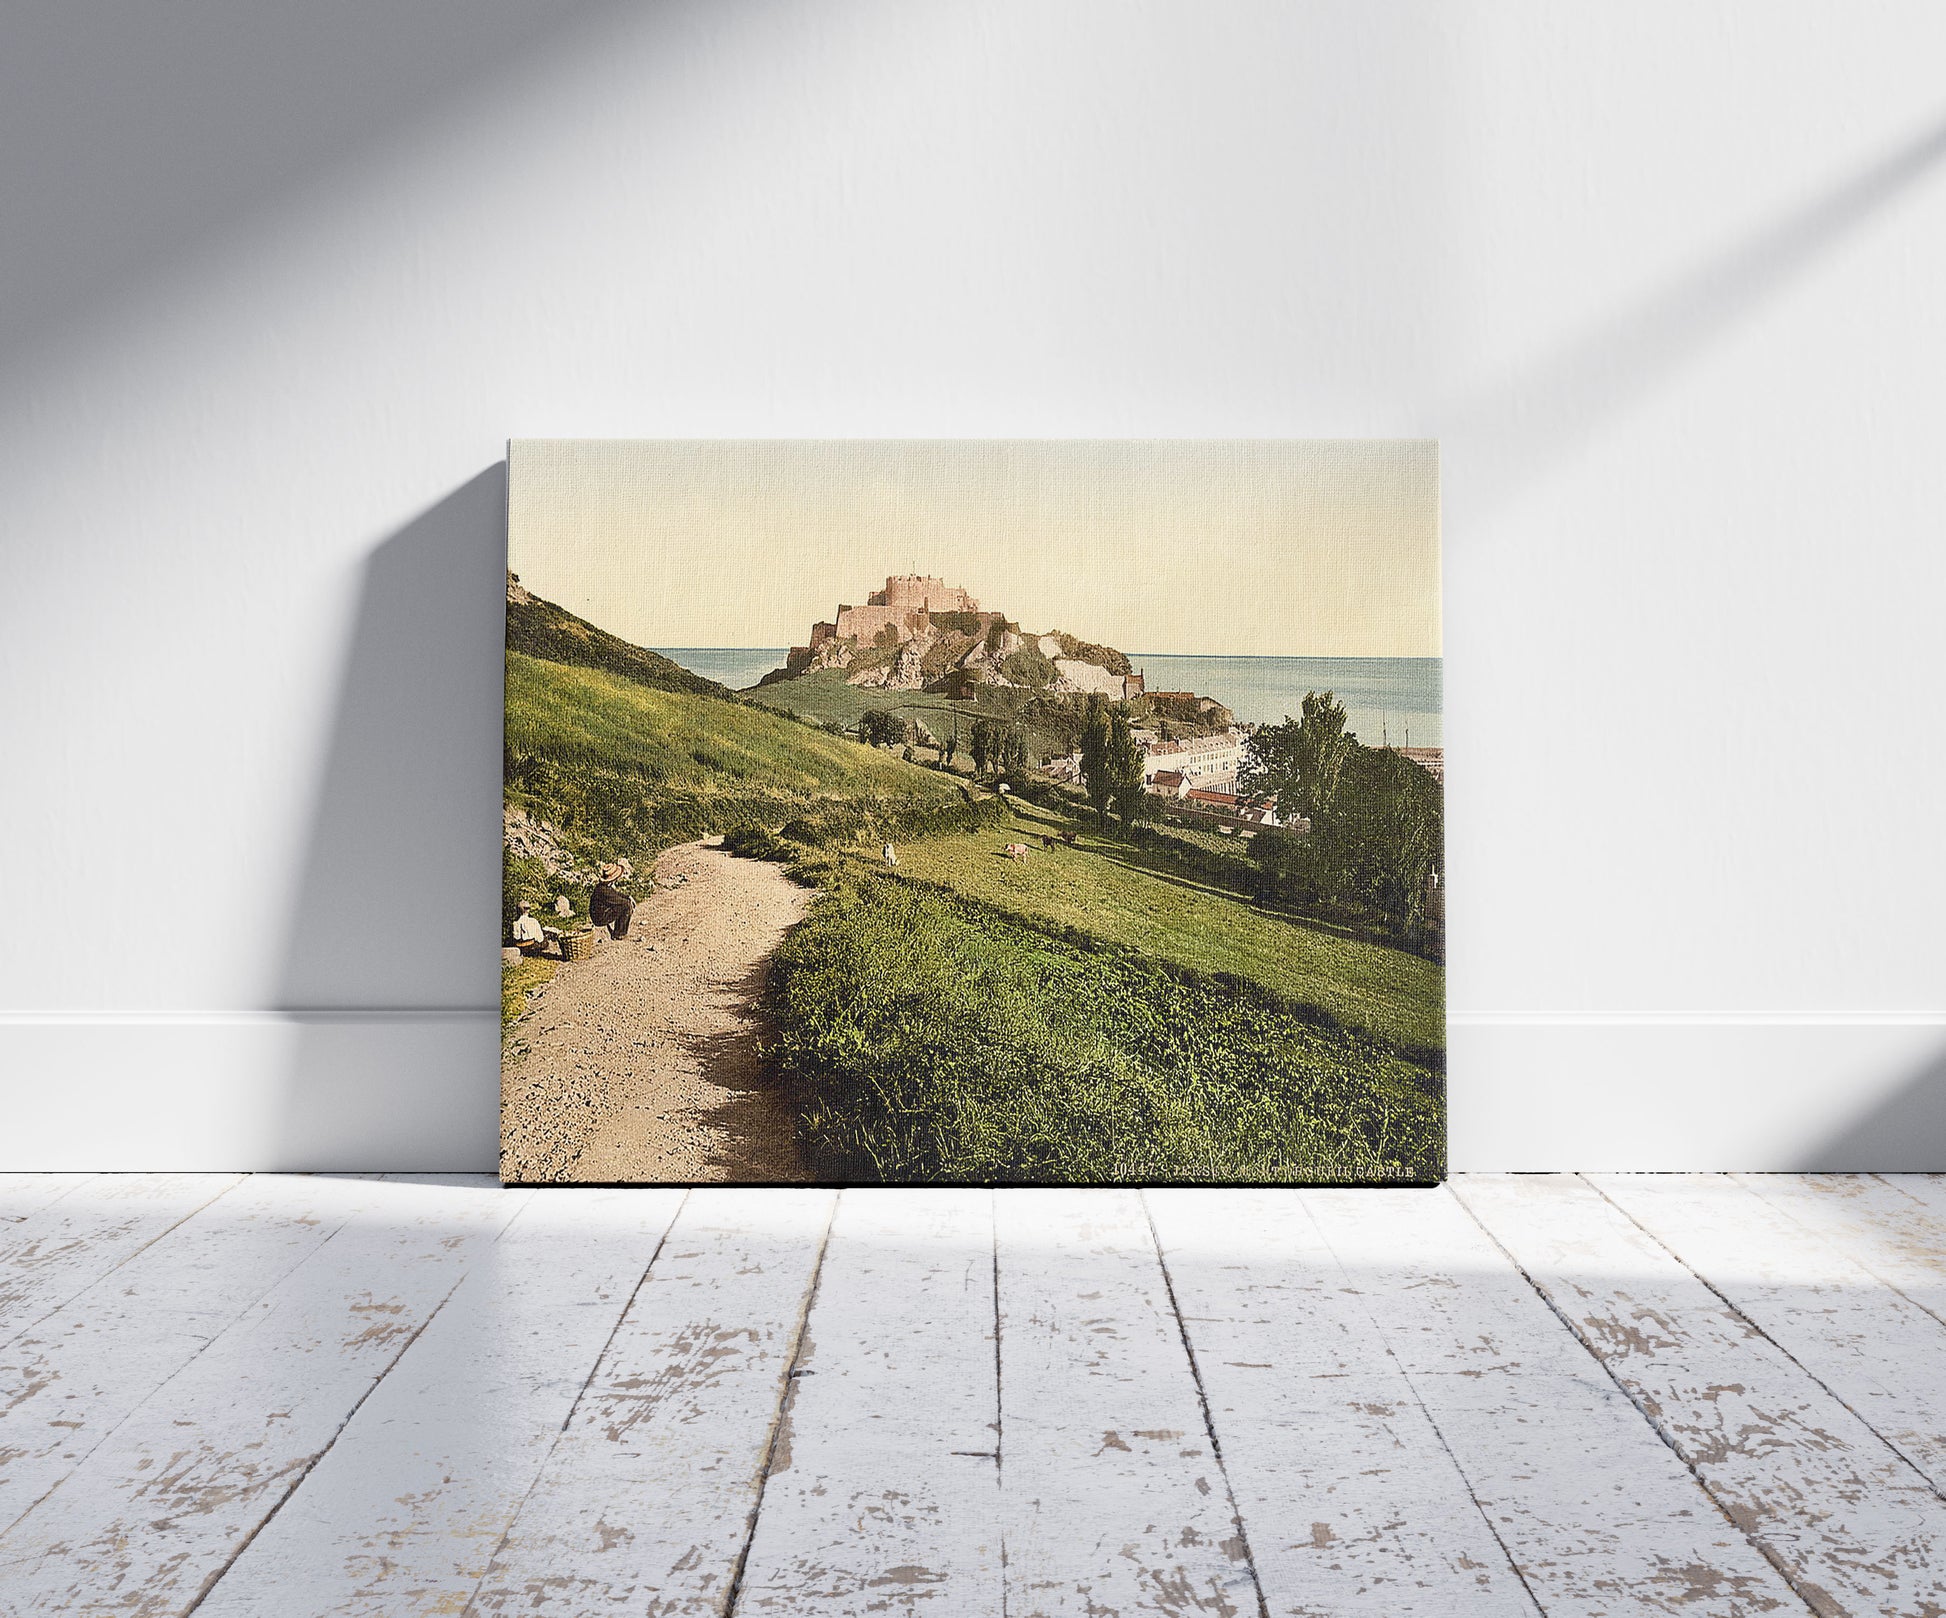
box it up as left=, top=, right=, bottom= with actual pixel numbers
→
left=0, top=1013, right=1940, bottom=1173
left=0, top=1013, right=499, bottom=1173
left=1449, top=1016, right=1946, bottom=1171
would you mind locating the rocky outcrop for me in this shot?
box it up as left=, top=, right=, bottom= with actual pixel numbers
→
left=847, top=635, right=932, bottom=690
left=768, top=573, right=1163, bottom=706
left=1051, top=658, right=1128, bottom=699
left=504, top=806, right=633, bottom=887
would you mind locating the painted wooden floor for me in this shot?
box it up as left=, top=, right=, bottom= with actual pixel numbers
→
left=1, top=1176, right=1943, bottom=1615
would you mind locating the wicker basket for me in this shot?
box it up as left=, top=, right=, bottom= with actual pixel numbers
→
left=559, top=929, right=600, bottom=962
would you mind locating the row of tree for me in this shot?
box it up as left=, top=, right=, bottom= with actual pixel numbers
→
left=1240, top=691, right=1442, bottom=927
left=855, top=707, right=1034, bottom=779
left=1078, top=695, right=1148, bottom=831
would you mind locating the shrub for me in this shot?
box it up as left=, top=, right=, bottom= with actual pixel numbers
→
left=723, top=823, right=791, bottom=862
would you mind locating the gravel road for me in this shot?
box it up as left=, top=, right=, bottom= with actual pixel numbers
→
left=500, top=839, right=814, bottom=1184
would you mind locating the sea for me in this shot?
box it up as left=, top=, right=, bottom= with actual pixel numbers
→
left=653, top=648, right=1441, bottom=750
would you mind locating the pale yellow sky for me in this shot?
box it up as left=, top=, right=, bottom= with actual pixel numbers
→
left=507, top=440, right=1440, bottom=658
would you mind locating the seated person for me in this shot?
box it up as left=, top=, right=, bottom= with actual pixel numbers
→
left=511, top=901, right=552, bottom=955
left=589, top=863, right=636, bottom=939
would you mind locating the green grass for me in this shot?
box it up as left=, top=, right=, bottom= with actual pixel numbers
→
left=868, top=798, right=1443, bottom=1053
left=746, top=667, right=972, bottom=733
left=769, top=878, right=1442, bottom=1184
left=507, top=592, right=734, bottom=699
left=504, top=650, right=976, bottom=904
left=507, top=652, right=964, bottom=801
left=746, top=668, right=1080, bottom=759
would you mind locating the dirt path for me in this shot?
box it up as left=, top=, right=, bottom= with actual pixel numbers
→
left=500, top=840, right=814, bottom=1184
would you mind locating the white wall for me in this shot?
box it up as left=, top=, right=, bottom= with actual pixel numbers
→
left=5, top=1, right=1943, bottom=1171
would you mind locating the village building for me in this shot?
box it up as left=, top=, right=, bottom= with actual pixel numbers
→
left=1141, top=731, right=1245, bottom=791
left=1392, top=745, right=1444, bottom=782
left=1167, top=787, right=1288, bottom=832
left=1146, top=768, right=1189, bottom=798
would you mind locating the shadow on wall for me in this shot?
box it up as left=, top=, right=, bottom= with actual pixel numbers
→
left=0, top=0, right=649, bottom=377
left=1446, top=109, right=1946, bottom=515
left=1796, top=1049, right=1946, bottom=1173
left=270, top=466, right=507, bottom=1171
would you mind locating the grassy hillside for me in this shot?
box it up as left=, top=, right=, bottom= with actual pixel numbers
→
left=503, top=651, right=972, bottom=911
left=506, top=588, right=735, bottom=699
left=508, top=652, right=962, bottom=799
left=770, top=878, right=1442, bottom=1184
left=748, top=668, right=1088, bottom=760
left=853, top=797, right=1442, bottom=1053
left=744, top=667, right=968, bottom=732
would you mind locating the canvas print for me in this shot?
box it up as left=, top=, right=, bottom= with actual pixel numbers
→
left=502, top=440, right=1443, bottom=1185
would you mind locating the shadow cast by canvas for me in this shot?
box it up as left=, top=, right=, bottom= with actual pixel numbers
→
left=1794, top=1042, right=1946, bottom=1172
left=268, top=466, right=508, bottom=1169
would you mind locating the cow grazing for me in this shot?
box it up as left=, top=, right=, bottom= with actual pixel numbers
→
left=1060, top=830, right=1078, bottom=846
left=1040, top=835, right=1057, bottom=850
left=1004, top=843, right=1029, bottom=861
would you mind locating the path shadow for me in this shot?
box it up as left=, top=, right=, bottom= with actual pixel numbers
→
left=268, top=466, right=507, bottom=1170
left=681, top=956, right=808, bottom=1185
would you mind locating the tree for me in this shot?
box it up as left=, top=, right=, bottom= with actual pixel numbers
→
left=1081, top=700, right=1146, bottom=834
left=1239, top=690, right=1353, bottom=821
left=1245, top=718, right=1443, bottom=929
left=859, top=709, right=905, bottom=748
left=969, top=717, right=994, bottom=776
left=1104, top=712, right=1149, bottom=831
left=995, top=725, right=1029, bottom=778
left=1077, top=697, right=1113, bottom=827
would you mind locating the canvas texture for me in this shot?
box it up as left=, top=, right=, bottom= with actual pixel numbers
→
left=501, top=440, right=1443, bottom=1185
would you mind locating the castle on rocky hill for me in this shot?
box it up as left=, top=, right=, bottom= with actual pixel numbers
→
left=799, top=574, right=1000, bottom=658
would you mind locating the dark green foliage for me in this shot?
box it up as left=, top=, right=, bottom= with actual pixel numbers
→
left=505, top=592, right=733, bottom=700
left=1247, top=710, right=1444, bottom=929
left=1243, top=691, right=1353, bottom=820
left=1000, top=643, right=1056, bottom=687
left=1080, top=698, right=1145, bottom=832
left=769, top=880, right=1442, bottom=1184
left=723, top=823, right=792, bottom=862
left=857, top=709, right=906, bottom=748
left=776, top=793, right=1007, bottom=850
left=1105, top=712, right=1148, bottom=830
left=1054, top=631, right=1132, bottom=676
left=502, top=847, right=586, bottom=937
left=968, top=718, right=993, bottom=776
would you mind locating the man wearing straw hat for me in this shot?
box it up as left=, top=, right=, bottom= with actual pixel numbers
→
left=589, top=863, right=636, bottom=940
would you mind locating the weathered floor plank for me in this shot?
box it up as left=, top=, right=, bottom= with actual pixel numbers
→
left=0, top=1173, right=244, bottom=1347
left=1147, top=1188, right=1539, bottom=1616
left=1594, top=1173, right=1946, bottom=1499
left=1305, top=1186, right=1806, bottom=1615
left=732, top=1188, right=1003, bottom=1615
left=0, top=1175, right=525, bottom=1616
left=0, top=1175, right=407, bottom=1536
left=1458, top=1173, right=1946, bottom=1616
left=8, top=1174, right=1938, bottom=1616
left=465, top=1187, right=837, bottom=1616
left=0, top=1174, right=96, bottom=1223
left=193, top=1186, right=686, bottom=1617
left=1734, top=1175, right=1946, bottom=1325
left=995, top=1188, right=1260, bottom=1618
